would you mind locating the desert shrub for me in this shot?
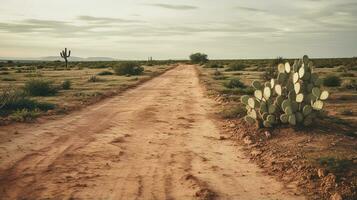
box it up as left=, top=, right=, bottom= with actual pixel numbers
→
left=0, top=71, right=9, bottom=75
left=2, top=77, right=16, bottom=81
left=340, top=72, right=354, bottom=77
left=61, top=80, right=71, bottom=90
left=88, top=75, right=100, bottom=82
left=213, top=69, right=222, bottom=76
left=317, top=157, right=354, bottom=174
left=341, top=79, right=357, bottom=90
left=9, top=109, right=40, bottom=122
left=220, top=87, right=254, bottom=95
left=0, top=88, right=55, bottom=116
left=220, top=106, right=246, bottom=119
left=89, top=65, right=109, bottom=69
left=189, top=53, right=208, bottom=64
left=224, top=78, right=246, bottom=88
left=24, top=72, right=42, bottom=77
left=205, top=62, right=223, bottom=68
left=262, top=57, right=285, bottom=81
left=213, top=76, right=227, bottom=80
left=97, top=71, right=114, bottom=76
left=337, top=66, right=348, bottom=72
left=323, top=75, right=341, bottom=87
left=225, top=63, right=246, bottom=71
left=24, top=79, right=58, bottom=96
left=113, top=62, right=144, bottom=76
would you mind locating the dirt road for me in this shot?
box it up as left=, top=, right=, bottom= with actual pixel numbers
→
left=0, top=65, right=303, bottom=200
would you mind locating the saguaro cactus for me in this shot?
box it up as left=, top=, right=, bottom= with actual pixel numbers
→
left=60, top=48, right=71, bottom=69
left=241, top=55, right=329, bottom=128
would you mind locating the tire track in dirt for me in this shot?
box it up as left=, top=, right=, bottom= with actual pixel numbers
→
left=0, top=65, right=304, bottom=199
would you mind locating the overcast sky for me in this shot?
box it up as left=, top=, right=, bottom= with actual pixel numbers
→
left=0, top=0, right=356, bottom=59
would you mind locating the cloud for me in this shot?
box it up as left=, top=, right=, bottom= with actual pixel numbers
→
left=0, top=17, right=146, bottom=38
left=78, top=15, right=144, bottom=24
left=147, top=3, right=197, bottom=10
left=235, top=6, right=267, bottom=12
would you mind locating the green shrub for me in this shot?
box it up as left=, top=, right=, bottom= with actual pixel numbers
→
left=323, top=75, right=341, bottom=87
left=113, top=62, right=144, bottom=76
left=224, top=78, right=246, bottom=88
left=340, top=72, right=354, bottom=77
left=189, top=53, right=208, bottom=64
left=91, top=65, right=109, bottom=69
left=9, top=109, right=40, bottom=122
left=0, top=88, right=55, bottom=116
left=225, top=63, right=246, bottom=71
left=213, top=76, right=227, bottom=80
left=61, top=80, right=71, bottom=90
left=97, top=71, right=114, bottom=76
left=205, top=62, right=223, bottom=68
left=220, top=87, right=254, bottom=95
left=2, top=77, right=16, bottom=81
left=317, top=157, right=354, bottom=174
left=24, top=79, right=58, bottom=96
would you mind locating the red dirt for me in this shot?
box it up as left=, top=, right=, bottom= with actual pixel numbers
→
left=0, top=65, right=303, bottom=199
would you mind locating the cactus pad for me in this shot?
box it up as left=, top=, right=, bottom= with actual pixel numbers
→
left=320, top=91, right=329, bottom=100
left=278, top=63, right=285, bottom=73
left=285, top=62, right=291, bottom=73
left=296, top=93, right=304, bottom=103
left=254, top=90, right=263, bottom=100
left=241, top=95, right=249, bottom=105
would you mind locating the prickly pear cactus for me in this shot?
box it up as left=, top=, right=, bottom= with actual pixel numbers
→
left=241, top=55, right=329, bottom=127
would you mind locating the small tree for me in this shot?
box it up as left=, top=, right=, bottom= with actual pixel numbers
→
left=189, top=53, right=208, bottom=64
left=60, top=48, right=71, bottom=69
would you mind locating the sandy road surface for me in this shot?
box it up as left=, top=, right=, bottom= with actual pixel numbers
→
left=0, top=65, right=304, bottom=200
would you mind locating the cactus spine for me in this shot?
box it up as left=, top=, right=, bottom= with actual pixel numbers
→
left=60, top=48, right=71, bottom=69
left=241, top=55, right=329, bottom=127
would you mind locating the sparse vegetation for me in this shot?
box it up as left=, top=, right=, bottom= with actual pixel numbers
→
left=88, top=75, right=100, bottom=82
left=205, top=62, right=223, bottom=68
left=24, top=79, right=58, bottom=96
left=224, top=78, right=245, bottom=89
left=225, top=62, right=246, bottom=71
left=0, top=87, right=55, bottom=117
left=9, top=108, right=41, bottom=122
left=323, top=75, right=341, bottom=87
left=219, top=106, right=246, bottom=119
left=61, top=80, right=71, bottom=90
left=113, top=62, right=144, bottom=76
left=97, top=71, right=114, bottom=76
left=0, top=61, right=173, bottom=123
left=317, top=157, right=355, bottom=174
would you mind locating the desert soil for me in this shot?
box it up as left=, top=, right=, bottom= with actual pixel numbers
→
left=0, top=65, right=304, bottom=200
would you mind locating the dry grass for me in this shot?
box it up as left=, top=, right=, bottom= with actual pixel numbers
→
left=0, top=63, right=174, bottom=121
